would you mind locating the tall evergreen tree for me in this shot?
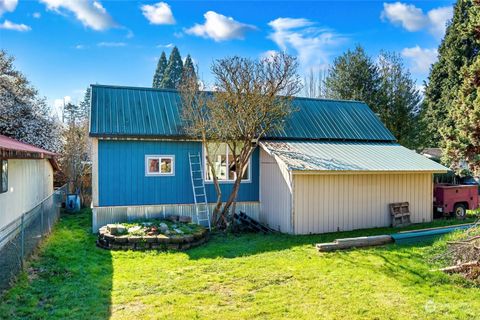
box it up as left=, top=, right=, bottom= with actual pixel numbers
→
left=377, top=52, right=422, bottom=149
left=325, top=46, right=423, bottom=149
left=422, top=0, right=477, bottom=147
left=440, top=2, right=480, bottom=174
left=161, top=46, right=183, bottom=89
left=152, top=52, right=167, bottom=88
left=79, top=87, right=91, bottom=120
left=325, top=45, right=380, bottom=112
left=182, top=54, right=196, bottom=82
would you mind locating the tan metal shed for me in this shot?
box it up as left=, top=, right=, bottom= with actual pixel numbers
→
left=259, top=141, right=449, bottom=235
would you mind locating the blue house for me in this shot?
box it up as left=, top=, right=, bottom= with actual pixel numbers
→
left=89, top=84, right=447, bottom=234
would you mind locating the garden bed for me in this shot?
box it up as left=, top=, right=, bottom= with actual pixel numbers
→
left=96, top=215, right=209, bottom=250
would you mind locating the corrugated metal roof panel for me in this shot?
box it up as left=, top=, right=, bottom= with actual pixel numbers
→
left=261, top=140, right=449, bottom=172
left=0, top=134, right=57, bottom=157
left=89, top=84, right=396, bottom=141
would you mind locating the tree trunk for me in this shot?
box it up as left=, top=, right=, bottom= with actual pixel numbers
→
left=221, top=174, right=242, bottom=225
left=211, top=175, right=223, bottom=226
left=220, top=151, right=251, bottom=225
left=204, top=152, right=223, bottom=228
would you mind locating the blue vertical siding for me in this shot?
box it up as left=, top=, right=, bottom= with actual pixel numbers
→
left=98, top=139, right=259, bottom=206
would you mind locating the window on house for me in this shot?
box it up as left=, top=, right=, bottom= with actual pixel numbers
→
left=0, top=160, right=7, bottom=193
left=204, top=143, right=250, bottom=182
left=145, top=156, right=174, bottom=176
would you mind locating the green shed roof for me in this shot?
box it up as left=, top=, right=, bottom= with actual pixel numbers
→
left=89, top=84, right=396, bottom=142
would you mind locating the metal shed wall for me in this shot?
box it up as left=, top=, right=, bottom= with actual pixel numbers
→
left=259, top=149, right=293, bottom=233
left=0, top=159, right=54, bottom=230
left=292, top=172, right=434, bottom=235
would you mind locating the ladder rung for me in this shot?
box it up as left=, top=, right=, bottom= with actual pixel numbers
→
left=189, top=154, right=211, bottom=230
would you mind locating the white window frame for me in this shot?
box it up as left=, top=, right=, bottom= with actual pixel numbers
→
left=203, top=143, right=252, bottom=184
left=145, top=155, right=175, bottom=176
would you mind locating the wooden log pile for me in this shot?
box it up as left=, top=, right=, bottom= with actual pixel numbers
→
left=434, top=224, right=480, bottom=283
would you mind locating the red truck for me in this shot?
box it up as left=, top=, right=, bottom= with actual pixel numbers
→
left=433, top=184, right=479, bottom=218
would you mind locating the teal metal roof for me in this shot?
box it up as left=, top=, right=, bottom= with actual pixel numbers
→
left=261, top=141, right=449, bottom=172
left=89, top=84, right=396, bottom=141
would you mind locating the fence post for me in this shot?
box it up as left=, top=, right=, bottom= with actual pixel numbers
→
left=20, top=214, right=25, bottom=269
left=41, top=201, right=44, bottom=239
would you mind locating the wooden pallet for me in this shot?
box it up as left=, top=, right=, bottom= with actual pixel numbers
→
left=389, top=202, right=411, bottom=227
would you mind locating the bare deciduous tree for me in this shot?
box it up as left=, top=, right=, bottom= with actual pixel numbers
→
left=303, top=68, right=328, bottom=98
left=60, top=89, right=91, bottom=206
left=180, top=52, right=302, bottom=229
left=179, top=72, right=224, bottom=224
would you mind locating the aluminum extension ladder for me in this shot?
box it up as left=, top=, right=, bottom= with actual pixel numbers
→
left=188, top=153, right=211, bottom=230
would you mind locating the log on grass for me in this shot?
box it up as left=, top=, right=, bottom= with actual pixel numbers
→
left=317, top=235, right=393, bottom=252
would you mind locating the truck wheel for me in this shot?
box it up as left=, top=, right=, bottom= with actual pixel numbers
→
left=454, top=204, right=467, bottom=220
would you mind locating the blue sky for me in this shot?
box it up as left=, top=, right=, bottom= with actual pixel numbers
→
left=0, top=0, right=453, bottom=116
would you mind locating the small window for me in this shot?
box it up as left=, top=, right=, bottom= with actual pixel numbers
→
left=1, top=160, right=7, bottom=193
left=145, top=155, right=174, bottom=176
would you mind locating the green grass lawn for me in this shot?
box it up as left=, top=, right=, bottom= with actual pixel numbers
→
left=0, top=209, right=479, bottom=320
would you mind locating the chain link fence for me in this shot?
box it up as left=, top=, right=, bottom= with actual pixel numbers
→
left=0, top=185, right=66, bottom=293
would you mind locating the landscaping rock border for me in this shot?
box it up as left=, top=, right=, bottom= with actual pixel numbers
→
left=96, top=226, right=209, bottom=251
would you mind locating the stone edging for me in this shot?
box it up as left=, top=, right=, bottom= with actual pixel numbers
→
left=96, top=227, right=209, bottom=251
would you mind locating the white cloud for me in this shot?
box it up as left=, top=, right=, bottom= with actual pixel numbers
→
left=381, top=2, right=452, bottom=38
left=97, top=41, right=126, bottom=47
left=427, top=6, right=453, bottom=38
left=0, top=0, right=17, bottom=17
left=268, top=17, right=345, bottom=71
left=186, top=11, right=256, bottom=42
left=141, top=2, right=175, bottom=25
left=75, top=44, right=86, bottom=49
left=40, top=0, right=116, bottom=31
left=157, top=43, right=174, bottom=48
left=0, top=20, right=31, bottom=31
left=401, top=45, right=437, bottom=74
left=33, top=12, right=41, bottom=18
left=269, top=17, right=313, bottom=31
left=381, top=2, right=426, bottom=31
